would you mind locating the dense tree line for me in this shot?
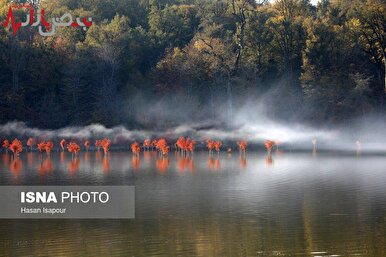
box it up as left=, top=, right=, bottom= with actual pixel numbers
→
left=0, top=0, right=385, bottom=128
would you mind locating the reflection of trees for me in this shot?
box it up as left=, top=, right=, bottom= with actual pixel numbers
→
left=68, top=157, right=79, bottom=175
left=156, top=157, right=169, bottom=174
left=302, top=191, right=315, bottom=255
left=10, top=158, right=22, bottom=176
left=102, top=156, right=110, bottom=174
left=132, top=156, right=140, bottom=172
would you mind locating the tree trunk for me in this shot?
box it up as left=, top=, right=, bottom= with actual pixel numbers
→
left=227, top=73, right=233, bottom=126
left=383, top=59, right=386, bottom=93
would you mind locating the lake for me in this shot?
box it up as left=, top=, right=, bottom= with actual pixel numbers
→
left=0, top=150, right=385, bottom=256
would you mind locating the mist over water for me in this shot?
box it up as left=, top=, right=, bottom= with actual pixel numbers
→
left=1, top=109, right=386, bottom=152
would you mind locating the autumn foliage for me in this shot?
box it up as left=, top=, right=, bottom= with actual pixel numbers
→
left=9, top=139, right=23, bottom=157
left=44, top=141, right=54, bottom=155
left=206, top=139, right=214, bottom=153
left=101, top=138, right=111, bottom=154
left=37, top=142, right=46, bottom=153
left=143, top=139, right=151, bottom=151
left=176, top=137, right=196, bottom=155
left=237, top=141, right=247, bottom=153
left=154, top=138, right=169, bottom=156
left=67, top=142, right=81, bottom=156
left=95, top=140, right=102, bottom=151
left=131, top=142, right=141, bottom=156
left=213, top=141, right=222, bottom=153
left=264, top=140, right=275, bottom=153
left=2, top=139, right=9, bottom=151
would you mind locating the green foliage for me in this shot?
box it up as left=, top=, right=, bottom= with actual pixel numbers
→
left=0, top=0, right=385, bottom=127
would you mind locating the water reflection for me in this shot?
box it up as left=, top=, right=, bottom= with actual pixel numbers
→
left=143, top=151, right=152, bottom=163
left=0, top=151, right=385, bottom=257
left=95, top=151, right=102, bottom=162
left=176, top=156, right=195, bottom=174
left=38, top=157, right=54, bottom=176
left=239, top=156, right=247, bottom=169
left=265, top=154, right=273, bottom=166
left=132, top=156, right=140, bottom=172
left=84, top=152, right=90, bottom=163
left=27, top=152, right=33, bottom=167
left=102, top=157, right=110, bottom=174
left=9, top=158, right=22, bottom=176
left=2, top=152, right=10, bottom=168
left=156, top=157, right=169, bottom=174
left=68, top=157, right=80, bottom=175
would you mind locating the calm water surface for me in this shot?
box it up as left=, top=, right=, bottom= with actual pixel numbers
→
left=0, top=150, right=385, bottom=257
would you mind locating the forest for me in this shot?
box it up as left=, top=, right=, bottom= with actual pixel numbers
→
left=0, top=0, right=385, bottom=129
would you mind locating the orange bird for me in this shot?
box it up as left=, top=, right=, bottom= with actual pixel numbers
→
left=176, top=137, right=196, bottom=155
left=151, top=140, right=158, bottom=150
left=84, top=140, right=90, bottom=151
left=95, top=140, right=102, bottom=151
left=187, top=139, right=196, bottom=153
left=60, top=139, right=66, bottom=151
left=101, top=138, right=111, bottom=155
left=9, top=139, right=23, bottom=157
left=206, top=139, right=214, bottom=154
left=26, top=137, right=35, bottom=151
left=131, top=142, right=141, bottom=156
left=237, top=141, right=247, bottom=154
left=143, top=139, right=151, bottom=151
left=264, top=140, right=274, bottom=154
left=213, top=141, right=222, bottom=153
left=44, top=141, right=54, bottom=155
left=37, top=142, right=46, bottom=153
left=176, top=137, right=186, bottom=151
left=67, top=142, right=81, bottom=156
left=161, top=146, right=170, bottom=156
left=155, top=138, right=169, bottom=156
left=2, top=139, right=10, bottom=152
